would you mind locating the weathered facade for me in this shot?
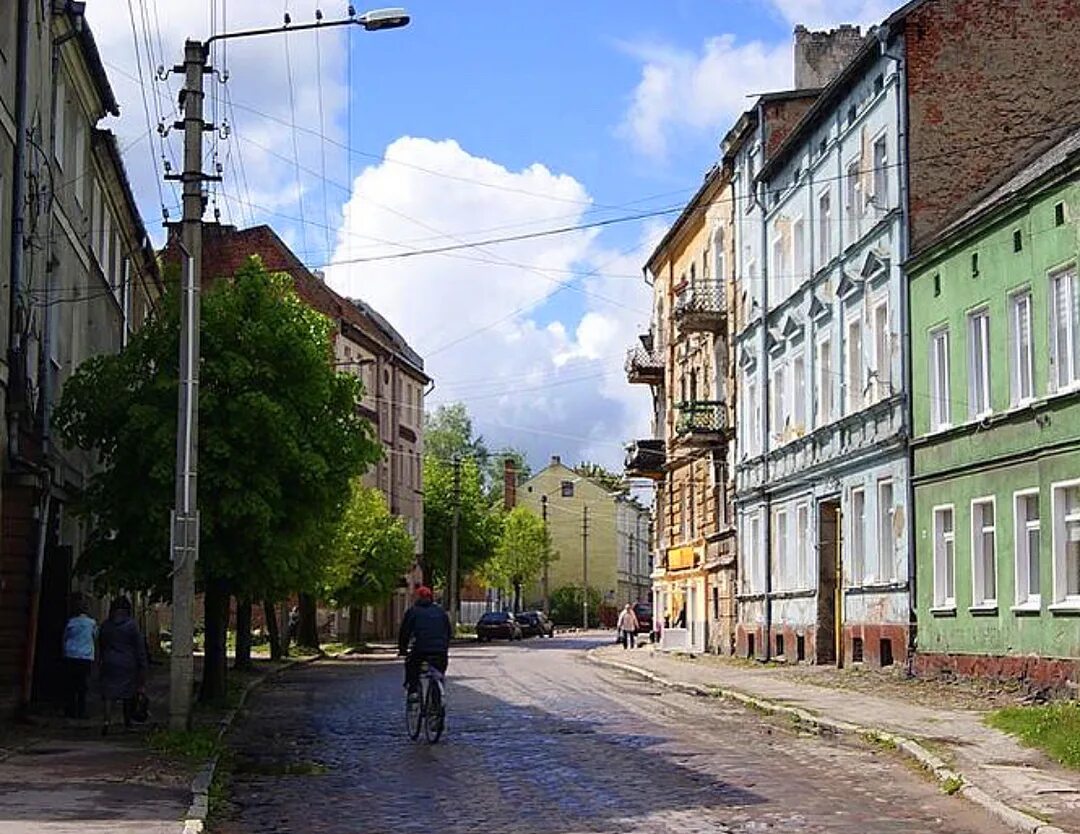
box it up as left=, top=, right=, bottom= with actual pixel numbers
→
left=162, top=223, right=428, bottom=640
left=910, top=130, right=1080, bottom=689
left=0, top=3, right=163, bottom=708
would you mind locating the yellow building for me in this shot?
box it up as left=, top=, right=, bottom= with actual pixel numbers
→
left=625, top=164, right=738, bottom=653
left=519, top=456, right=651, bottom=619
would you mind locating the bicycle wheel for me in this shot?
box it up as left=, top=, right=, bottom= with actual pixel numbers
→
left=405, top=682, right=423, bottom=740
left=423, top=679, right=445, bottom=743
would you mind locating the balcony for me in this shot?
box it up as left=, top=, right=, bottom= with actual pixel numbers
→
left=674, top=281, right=726, bottom=332
left=625, top=439, right=665, bottom=480
left=625, top=344, right=664, bottom=385
left=675, top=400, right=726, bottom=445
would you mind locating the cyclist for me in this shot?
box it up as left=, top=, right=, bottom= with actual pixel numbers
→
left=398, top=586, right=451, bottom=701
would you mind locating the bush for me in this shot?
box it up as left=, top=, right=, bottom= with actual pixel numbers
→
left=549, top=585, right=602, bottom=627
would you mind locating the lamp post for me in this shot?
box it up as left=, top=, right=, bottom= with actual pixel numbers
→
left=166, top=8, right=409, bottom=730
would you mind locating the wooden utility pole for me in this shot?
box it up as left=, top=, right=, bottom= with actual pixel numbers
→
left=581, top=505, right=589, bottom=629
left=448, top=454, right=461, bottom=626
left=541, top=495, right=549, bottom=614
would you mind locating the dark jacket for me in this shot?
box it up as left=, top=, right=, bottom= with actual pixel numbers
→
left=399, top=600, right=451, bottom=655
left=99, top=613, right=148, bottom=700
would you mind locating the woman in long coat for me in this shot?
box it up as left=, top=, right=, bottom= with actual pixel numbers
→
left=99, top=596, right=147, bottom=734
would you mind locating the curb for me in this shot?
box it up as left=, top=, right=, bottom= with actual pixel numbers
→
left=587, top=651, right=1069, bottom=834
left=181, top=653, right=323, bottom=834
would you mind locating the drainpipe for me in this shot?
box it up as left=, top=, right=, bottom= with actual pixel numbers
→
left=755, top=104, right=773, bottom=663
left=881, top=26, right=918, bottom=670
left=8, top=0, right=31, bottom=449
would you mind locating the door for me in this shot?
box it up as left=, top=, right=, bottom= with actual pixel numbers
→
left=32, top=544, right=73, bottom=704
left=816, top=500, right=840, bottom=665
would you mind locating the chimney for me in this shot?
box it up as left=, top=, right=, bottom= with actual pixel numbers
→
left=503, top=457, right=517, bottom=510
left=793, top=24, right=863, bottom=90
left=550, top=454, right=561, bottom=467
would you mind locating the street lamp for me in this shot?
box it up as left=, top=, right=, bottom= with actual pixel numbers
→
left=166, top=8, right=410, bottom=731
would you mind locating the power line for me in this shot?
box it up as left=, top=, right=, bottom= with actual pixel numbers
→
left=314, top=17, right=332, bottom=261
left=281, top=15, right=310, bottom=259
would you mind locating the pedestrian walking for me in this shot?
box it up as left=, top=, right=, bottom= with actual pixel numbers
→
left=616, top=603, right=639, bottom=650
left=98, top=596, right=147, bottom=735
left=62, top=594, right=97, bottom=719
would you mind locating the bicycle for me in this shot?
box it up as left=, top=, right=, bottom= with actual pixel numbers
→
left=405, top=660, right=446, bottom=743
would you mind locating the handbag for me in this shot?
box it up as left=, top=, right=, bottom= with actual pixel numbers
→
left=129, top=691, right=150, bottom=724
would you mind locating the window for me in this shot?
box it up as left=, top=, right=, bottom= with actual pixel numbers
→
left=1052, top=482, right=1080, bottom=605
left=1014, top=491, right=1041, bottom=608
left=748, top=512, right=763, bottom=593
left=933, top=506, right=956, bottom=608
left=1055, top=202, right=1067, bottom=227
left=773, top=509, right=789, bottom=586
left=773, top=360, right=788, bottom=438
left=846, top=317, right=863, bottom=414
left=793, top=352, right=806, bottom=429
left=819, top=191, right=832, bottom=265
left=846, top=159, right=862, bottom=238
left=877, top=479, right=895, bottom=582
left=850, top=488, right=866, bottom=585
left=1013, top=230, right=1023, bottom=253
left=73, top=122, right=87, bottom=207
left=89, top=182, right=101, bottom=259
left=873, top=300, right=890, bottom=400
left=560, top=480, right=575, bottom=498
left=796, top=502, right=810, bottom=589
left=930, top=327, right=951, bottom=429
left=53, top=78, right=66, bottom=165
left=772, top=236, right=786, bottom=301
left=744, top=376, right=759, bottom=457
left=792, top=219, right=805, bottom=284
left=872, top=136, right=888, bottom=209
left=971, top=498, right=997, bottom=607
left=968, top=309, right=992, bottom=418
left=1010, top=291, right=1035, bottom=405
left=1050, top=267, right=1079, bottom=391
left=817, top=336, right=833, bottom=425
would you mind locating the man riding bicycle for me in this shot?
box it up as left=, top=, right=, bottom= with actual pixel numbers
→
left=398, top=586, right=451, bottom=701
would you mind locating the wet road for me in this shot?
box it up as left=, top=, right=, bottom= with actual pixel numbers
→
left=215, top=635, right=1007, bottom=833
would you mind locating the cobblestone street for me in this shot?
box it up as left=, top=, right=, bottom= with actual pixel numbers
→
left=213, top=636, right=1009, bottom=833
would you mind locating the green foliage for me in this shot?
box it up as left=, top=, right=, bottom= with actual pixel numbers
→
left=988, top=703, right=1080, bottom=769
left=322, top=484, right=415, bottom=608
left=147, top=727, right=222, bottom=760
left=549, top=584, right=602, bottom=627
left=424, top=403, right=487, bottom=465
left=54, top=257, right=381, bottom=601
left=479, top=506, right=549, bottom=593
left=573, top=461, right=628, bottom=495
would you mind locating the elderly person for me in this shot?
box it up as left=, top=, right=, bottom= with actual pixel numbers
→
left=616, top=603, right=640, bottom=650
left=62, top=594, right=97, bottom=719
left=99, top=596, right=147, bottom=735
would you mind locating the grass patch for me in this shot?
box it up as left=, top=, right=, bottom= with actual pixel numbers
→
left=861, top=730, right=899, bottom=751
left=988, top=703, right=1080, bottom=769
left=941, top=774, right=963, bottom=795
left=235, top=758, right=329, bottom=776
left=147, top=726, right=222, bottom=761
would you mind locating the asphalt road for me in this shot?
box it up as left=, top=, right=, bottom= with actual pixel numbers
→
left=214, top=635, right=1009, bottom=834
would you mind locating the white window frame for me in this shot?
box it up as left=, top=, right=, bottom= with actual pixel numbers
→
left=818, top=189, right=832, bottom=266
left=929, top=326, right=951, bottom=430
left=849, top=487, right=866, bottom=586
left=793, top=349, right=806, bottom=430
left=792, top=217, right=805, bottom=287
left=1049, top=266, right=1080, bottom=393
left=1009, top=289, right=1035, bottom=406
left=846, top=157, right=862, bottom=240
left=933, top=504, right=956, bottom=610
left=970, top=497, right=998, bottom=609
left=773, top=359, right=787, bottom=441
left=744, top=375, right=759, bottom=457
left=816, top=334, right=833, bottom=426
left=53, top=77, right=66, bottom=166
left=1013, top=488, right=1041, bottom=610
left=877, top=478, right=895, bottom=583
left=967, top=307, right=992, bottom=420
left=796, top=501, right=810, bottom=590
left=1050, top=479, right=1080, bottom=609
left=773, top=507, right=789, bottom=590
left=846, top=314, right=864, bottom=415
left=872, top=297, right=890, bottom=401
left=872, top=134, right=888, bottom=211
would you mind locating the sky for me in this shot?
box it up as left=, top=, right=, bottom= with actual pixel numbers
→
left=88, top=0, right=895, bottom=477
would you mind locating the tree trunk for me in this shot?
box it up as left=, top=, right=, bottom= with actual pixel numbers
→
left=513, top=582, right=522, bottom=613
left=347, top=605, right=362, bottom=645
left=200, top=578, right=229, bottom=704
left=280, top=601, right=291, bottom=657
left=264, top=600, right=282, bottom=661
left=297, top=592, right=320, bottom=653
left=234, top=598, right=252, bottom=670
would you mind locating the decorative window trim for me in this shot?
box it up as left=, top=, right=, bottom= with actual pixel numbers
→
left=836, top=269, right=865, bottom=301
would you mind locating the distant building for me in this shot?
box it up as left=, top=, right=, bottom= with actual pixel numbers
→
left=162, top=223, right=429, bottom=639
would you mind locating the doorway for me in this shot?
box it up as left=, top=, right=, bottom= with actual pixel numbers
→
left=816, top=499, right=840, bottom=665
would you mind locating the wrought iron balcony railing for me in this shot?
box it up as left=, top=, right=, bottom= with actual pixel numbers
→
left=625, top=345, right=664, bottom=384
left=675, top=400, right=726, bottom=437
left=624, top=438, right=665, bottom=479
left=674, top=281, right=726, bottom=331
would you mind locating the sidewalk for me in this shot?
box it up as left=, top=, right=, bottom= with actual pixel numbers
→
left=591, top=645, right=1080, bottom=834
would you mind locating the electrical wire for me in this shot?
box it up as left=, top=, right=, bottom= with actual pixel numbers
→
left=281, top=7, right=310, bottom=259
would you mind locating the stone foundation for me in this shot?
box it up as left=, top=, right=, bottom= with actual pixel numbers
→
left=914, top=652, right=1080, bottom=692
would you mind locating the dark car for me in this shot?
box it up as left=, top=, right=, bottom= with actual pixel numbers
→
left=632, top=602, right=653, bottom=635
left=476, top=611, right=523, bottom=642
left=515, top=611, right=555, bottom=638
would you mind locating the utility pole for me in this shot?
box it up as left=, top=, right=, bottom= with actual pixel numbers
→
left=581, top=505, right=589, bottom=630
left=541, top=495, right=549, bottom=615
left=166, top=39, right=213, bottom=731
left=448, top=453, right=461, bottom=627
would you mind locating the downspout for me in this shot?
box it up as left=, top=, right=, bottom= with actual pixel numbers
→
left=881, top=26, right=917, bottom=671
left=8, top=0, right=31, bottom=459
left=756, top=104, right=773, bottom=662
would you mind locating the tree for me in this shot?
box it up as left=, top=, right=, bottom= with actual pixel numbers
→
left=55, top=258, right=381, bottom=701
left=573, top=461, right=628, bottom=495
left=480, top=506, right=549, bottom=612
left=549, top=585, right=602, bottom=628
left=323, top=483, right=416, bottom=642
left=424, top=403, right=488, bottom=466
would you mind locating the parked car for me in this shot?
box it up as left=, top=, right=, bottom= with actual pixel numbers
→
left=632, top=602, right=653, bottom=636
left=476, top=611, right=523, bottom=642
left=515, top=611, right=555, bottom=638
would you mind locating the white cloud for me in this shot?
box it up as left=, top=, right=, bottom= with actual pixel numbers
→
left=768, top=0, right=895, bottom=29
left=618, top=35, right=791, bottom=159
left=325, top=137, right=655, bottom=471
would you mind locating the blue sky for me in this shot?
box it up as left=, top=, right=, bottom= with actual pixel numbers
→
left=91, top=0, right=893, bottom=475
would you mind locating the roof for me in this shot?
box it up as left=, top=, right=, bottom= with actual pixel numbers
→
left=644, top=165, right=722, bottom=274
left=349, top=297, right=425, bottom=374
left=912, top=127, right=1080, bottom=263
left=94, top=129, right=162, bottom=287
left=57, top=2, right=120, bottom=117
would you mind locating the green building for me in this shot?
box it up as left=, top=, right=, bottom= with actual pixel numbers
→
left=909, top=130, right=1080, bottom=688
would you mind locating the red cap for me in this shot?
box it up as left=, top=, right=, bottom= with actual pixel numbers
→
left=415, top=586, right=434, bottom=601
